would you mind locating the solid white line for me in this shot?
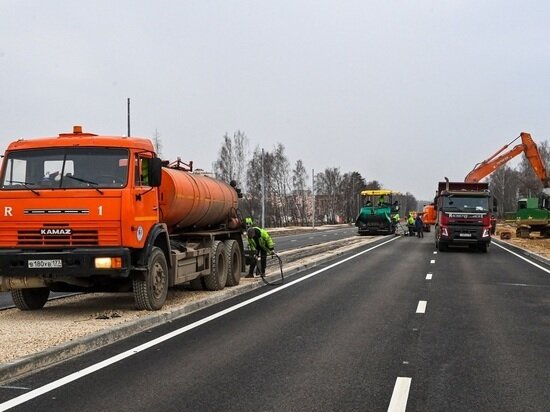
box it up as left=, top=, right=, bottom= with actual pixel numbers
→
left=430, top=259, right=435, bottom=264
left=426, top=273, right=432, bottom=280
left=491, top=242, right=550, bottom=274
left=416, top=300, right=427, bottom=313
left=387, top=377, right=412, bottom=412
left=0, top=236, right=400, bottom=411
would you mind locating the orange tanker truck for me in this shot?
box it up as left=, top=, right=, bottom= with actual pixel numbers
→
left=0, top=126, right=246, bottom=311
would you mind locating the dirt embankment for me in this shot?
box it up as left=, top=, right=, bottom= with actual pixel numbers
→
left=495, top=223, right=550, bottom=260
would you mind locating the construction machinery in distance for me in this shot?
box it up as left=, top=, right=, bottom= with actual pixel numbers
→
left=421, top=203, right=436, bottom=232
left=464, top=132, right=549, bottom=238
left=355, top=189, right=400, bottom=235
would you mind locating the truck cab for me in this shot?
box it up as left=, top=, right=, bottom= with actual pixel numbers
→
left=434, top=181, right=494, bottom=252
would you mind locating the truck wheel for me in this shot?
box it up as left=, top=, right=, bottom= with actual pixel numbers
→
left=133, top=247, right=168, bottom=311
left=11, top=288, right=50, bottom=310
left=224, top=239, right=242, bottom=287
left=203, top=241, right=227, bottom=291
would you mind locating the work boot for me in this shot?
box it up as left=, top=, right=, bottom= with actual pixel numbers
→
left=245, top=272, right=254, bottom=278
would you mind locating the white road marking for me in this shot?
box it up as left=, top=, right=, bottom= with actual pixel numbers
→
left=387, top=377, right=412, bottom=412
left=430, top=259, right=435, bottom=264
left=433, top=251, right=437, bottom=254
left=416, top=301, right=427, bottom=313
left=0, top=386, right=30, bottom=391
left=290, top=239, right=297, bottom=242
left=0, top=236, right=400, bottom=411
left=426, top=273, right=432, bottom=280
left=491, top=242, right=550, bottom=274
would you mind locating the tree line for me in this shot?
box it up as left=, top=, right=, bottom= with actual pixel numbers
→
left=213, top=131, right=417, bottom=227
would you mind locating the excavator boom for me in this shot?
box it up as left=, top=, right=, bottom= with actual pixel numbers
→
left=465, top=132, right=549, bottom=187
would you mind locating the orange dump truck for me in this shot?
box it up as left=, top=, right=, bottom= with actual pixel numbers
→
left=0, top=126, right=245, bottom=311
left=422, top=203, right=436, bottom=232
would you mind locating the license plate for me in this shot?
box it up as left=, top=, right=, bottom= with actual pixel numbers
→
left=28, top=259, right=62, bottom=268
left=459, top=233, right=472, bottom=238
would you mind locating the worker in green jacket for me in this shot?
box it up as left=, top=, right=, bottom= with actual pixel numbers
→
left=246, top=226, right=274, bottom=278
left=407, top=213, right=415, bottom=237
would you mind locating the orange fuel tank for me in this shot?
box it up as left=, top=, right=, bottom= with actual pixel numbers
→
left=158, top=168, right=239, bottom=232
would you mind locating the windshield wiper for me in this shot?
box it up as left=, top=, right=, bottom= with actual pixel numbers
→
left=65, top=175, right=104, bottom=195
left=5, top=180, right=40, bottom=196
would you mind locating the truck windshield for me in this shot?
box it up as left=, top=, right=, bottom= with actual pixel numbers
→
left=1, top=148, right=129, bottom=190
left=442, top=196, right=489, bottom=212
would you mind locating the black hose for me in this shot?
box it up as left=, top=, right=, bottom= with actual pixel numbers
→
left=255, top=252, right=284, bottom=286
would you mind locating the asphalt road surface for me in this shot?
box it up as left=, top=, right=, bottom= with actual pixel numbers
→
left=0, top=226, right=358, bottom=310
left=1, top=233, right=549, bottom=411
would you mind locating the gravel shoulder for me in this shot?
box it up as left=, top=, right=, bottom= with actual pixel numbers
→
left=495, top=223, right=550, bottom=260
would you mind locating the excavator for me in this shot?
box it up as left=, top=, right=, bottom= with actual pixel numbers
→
left=464, top=132, right=549, bottom=238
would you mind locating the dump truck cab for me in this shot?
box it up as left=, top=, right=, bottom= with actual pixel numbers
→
left=434, top=181, right=494, bottom=252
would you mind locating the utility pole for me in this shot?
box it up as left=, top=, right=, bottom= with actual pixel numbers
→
left=127, top=98, right=131, bottom=137
left=312, top=168, right=315, bottom=229
left=261, top=149, right=265, bottom=228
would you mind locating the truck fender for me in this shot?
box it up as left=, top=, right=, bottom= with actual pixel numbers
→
left=134, top=223, right=172, bottom=271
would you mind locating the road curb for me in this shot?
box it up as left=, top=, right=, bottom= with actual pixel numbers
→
left=0, top=235, right=392, bottom=384
left=491, top=238, right=550, bottom=267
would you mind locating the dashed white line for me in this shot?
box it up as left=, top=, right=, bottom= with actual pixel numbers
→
left=416, top=301, right=427, bottom=313
left=388, top=377, right=412, bottom=412
left=430, top=259, right=435, bottom=264
left=290, top=239, right=297, bottom=242
left=433, top=251, right=437, bottom=254
left=425, top=273, right=432, bottom=280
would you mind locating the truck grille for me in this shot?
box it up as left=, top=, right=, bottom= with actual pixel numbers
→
left=4, top=222, right=121, bottom=247
left=18, top=228, right=99, bottom=246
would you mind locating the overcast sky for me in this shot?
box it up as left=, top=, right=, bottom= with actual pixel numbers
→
left=1, top=1, right=549, bottom=200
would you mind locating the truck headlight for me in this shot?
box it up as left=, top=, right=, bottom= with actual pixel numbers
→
left=95, top=257, right=122, bottom=269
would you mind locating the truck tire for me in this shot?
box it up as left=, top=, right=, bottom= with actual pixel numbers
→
left=11, top=287, right=50, bottom=310
left=133, top=247, right=169, bottom=311
left=203, top=241, right=227, bottom=291
left=224, top=239, right=242, bottom=287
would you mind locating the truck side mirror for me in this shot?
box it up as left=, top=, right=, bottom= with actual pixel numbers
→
left=149, top=158, right=162, bottom=187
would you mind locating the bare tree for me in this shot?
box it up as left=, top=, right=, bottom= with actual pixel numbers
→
left=291, top=160, right=309, bottom=225
left=271, top=144, right=291, bottom=226
left=153, top=129, right=163, bottom=158
left=488, top=166, right=520, bottom=218
left=316, top=167, right=343, bottom=224
left=364, top=180, right=382, bottom=190
left=341, top=172, right=366, bottom=223
left=214, top=130, right=249, bottom=187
